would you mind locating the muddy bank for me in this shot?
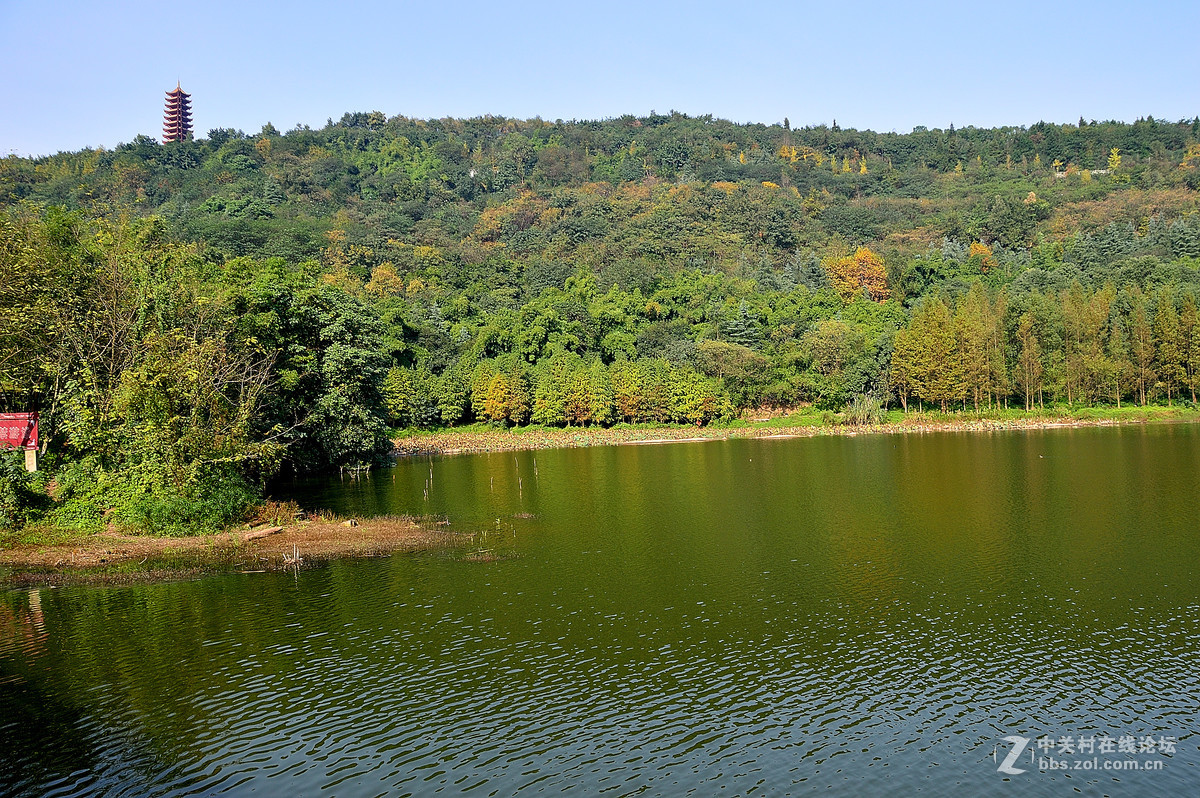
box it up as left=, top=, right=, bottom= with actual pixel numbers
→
left=0, top=517, right=468, bottom=588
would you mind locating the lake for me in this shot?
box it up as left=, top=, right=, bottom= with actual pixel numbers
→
left=2, top=424, right=1198, bottom=796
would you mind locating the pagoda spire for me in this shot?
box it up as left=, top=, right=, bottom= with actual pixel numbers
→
left=163, top=84, right=193, bottom=143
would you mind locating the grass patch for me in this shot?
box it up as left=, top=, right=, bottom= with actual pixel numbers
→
left=0, top=524, right=92, bottom=551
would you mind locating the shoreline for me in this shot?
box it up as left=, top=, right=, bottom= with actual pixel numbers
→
left=392, top=410, right=1193, bottom=458
left=0, top=517, right=469, bottom=588
left=5, top=409, right=1194, bottom=586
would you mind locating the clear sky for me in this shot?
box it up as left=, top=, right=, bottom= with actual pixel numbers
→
left=2, top=0, right=1196, bottom=157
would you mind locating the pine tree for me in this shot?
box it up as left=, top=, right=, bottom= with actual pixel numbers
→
left=988, top=289, right=1010, bottom=408
left=905, top=297, right=961, bottom=412
left=724, top=301, right=762, bottom=348
left=611, top=360, right=643, bottom=422
left=1060, top=283, right=1088, bottom=406
left=795, top=252, right=830, bottom=292
left=262, top=176, right=286, bottom=205
left=483, top=374, right=514, bottom=424
left=531, top=356, right=569, bottom=425
left=563, top=365, right=593, bottom=425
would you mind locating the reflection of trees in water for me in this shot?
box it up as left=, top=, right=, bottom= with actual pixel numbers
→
left=0, top=590, right=48, bottom=662
left=0, top=589, right=90, bottom=793
left=0, top=668, right=188, bottom=796
left=0, top=670, right=94, bottom=794
left=0, top=585, right=226, bottom=795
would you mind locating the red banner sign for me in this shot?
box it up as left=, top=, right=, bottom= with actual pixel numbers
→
left=0, top=413, right=38, bottom=450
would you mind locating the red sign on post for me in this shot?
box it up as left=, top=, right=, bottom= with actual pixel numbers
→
left=0, top=413, right=38, bottom=450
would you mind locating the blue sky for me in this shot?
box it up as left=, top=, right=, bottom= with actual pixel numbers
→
left=2, top=0, right=1196, bottom=157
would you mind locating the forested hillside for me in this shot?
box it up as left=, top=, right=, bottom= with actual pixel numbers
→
left=3, top=111, right=1200, bottom=530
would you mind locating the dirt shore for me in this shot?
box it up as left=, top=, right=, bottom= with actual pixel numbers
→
left=392, top=415, right=1138, bottom=458
left=0, top=517, right=467, bottom=587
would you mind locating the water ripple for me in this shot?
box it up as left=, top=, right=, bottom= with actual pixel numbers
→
left=3, top=429, right=1200, bottom=795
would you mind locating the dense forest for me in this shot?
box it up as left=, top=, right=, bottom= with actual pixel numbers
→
left=2, top=111, right=1200, bottom=531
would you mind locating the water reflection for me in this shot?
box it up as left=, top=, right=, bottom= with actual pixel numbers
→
left=3, top=426, right=1199, bottom=795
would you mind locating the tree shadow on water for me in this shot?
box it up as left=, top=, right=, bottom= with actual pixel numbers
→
left=0, top=673, right=95, bottom=796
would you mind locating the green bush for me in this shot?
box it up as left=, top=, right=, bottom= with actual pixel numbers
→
left=0, top=451, right=48, bottom=530
left=117, top=470, right=258, bottom=536
left=44, top=458, right=259, bottom=536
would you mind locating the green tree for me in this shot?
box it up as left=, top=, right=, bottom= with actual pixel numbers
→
left=435, top=368, right=470, bottom=425
left=1153, top=290, right=1184, bottom=405
left=382, top=366, right=441, bottom=427
left=696, top=339, right=768, bottom=409
left=611, top=360, right=644, bottom=423
left=1106, top=317, right=1132, bottom=407
left=588, top=359, right=616, bottom=426
left=723, top=300, right=762, bottom=348
left=1181, top=295, right=1200, bottom=404
left=908, top=297, right=961, bottom=412
left=288, top=285, right=393, bottom=468
left=889, top=326, right=917, bottom=411
left=1128, top=292, right=1156, bottom=406
left=1015, top=311, right=1044, bottom=411
left=955, top=283, right=991, bottom=410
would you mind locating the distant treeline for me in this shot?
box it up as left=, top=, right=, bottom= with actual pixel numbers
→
left=2, top=111, right=1200, bottom=531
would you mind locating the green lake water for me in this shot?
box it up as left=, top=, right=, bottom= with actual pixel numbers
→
left=2, top=425, right=1199, bottom=796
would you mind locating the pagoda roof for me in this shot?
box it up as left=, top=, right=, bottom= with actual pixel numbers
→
left=162, top=83, right=193, bottom=143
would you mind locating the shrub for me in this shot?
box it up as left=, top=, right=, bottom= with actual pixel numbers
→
left=0, top=451, right=48, bottom=530
left=844, top=393, right=885, bottom=425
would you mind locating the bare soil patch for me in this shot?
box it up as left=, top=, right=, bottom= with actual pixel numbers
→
left=0, top=517, right=466, bottom=587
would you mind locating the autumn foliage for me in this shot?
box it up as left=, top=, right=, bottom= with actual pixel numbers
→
left=824, top=247, right=890, bottom=302
left=967, top=242, right=996, bottom=273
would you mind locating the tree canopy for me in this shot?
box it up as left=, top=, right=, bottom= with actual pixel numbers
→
left=2, top=110, right=1200, bottom=531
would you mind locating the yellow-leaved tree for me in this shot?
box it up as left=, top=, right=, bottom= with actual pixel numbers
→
left=824, top=248, right=890, bottom=303
left=1182, top=142, right=1200, bottom=170
left=968, top=242, right=995, bottom=273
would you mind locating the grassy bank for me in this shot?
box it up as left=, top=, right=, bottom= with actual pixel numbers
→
left=393, top=404, right=1200, bottom=456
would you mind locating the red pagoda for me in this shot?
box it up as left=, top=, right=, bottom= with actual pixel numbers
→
left=162, top=83, right=193, bottom=143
